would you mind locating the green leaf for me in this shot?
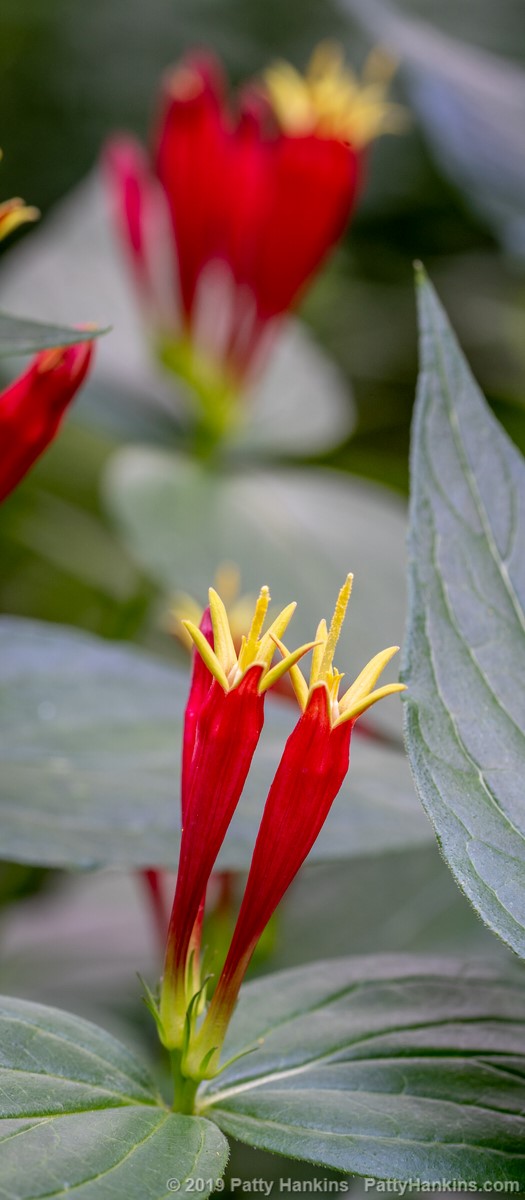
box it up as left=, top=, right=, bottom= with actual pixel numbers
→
left=0, top=994, right=228, bottom=1199
left=0, top=617, right=430, bottom=871
left=403, top=269, right=525, bottom=958
left=0, top=311, right=107, bottom=359
left=201, top=956, right=525, bottom=1183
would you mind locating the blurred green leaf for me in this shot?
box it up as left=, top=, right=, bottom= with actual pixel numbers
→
left=202, top=957, right=525, bottom=1181
left=0, top=995, right=228, bottom=1199
left=403, top=270, right=525, bottom=958
left=0, top=618, right=429, bottom=872
left=0, top=311, right=107, bottom=359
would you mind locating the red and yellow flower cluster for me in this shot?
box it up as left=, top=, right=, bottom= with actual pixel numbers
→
left=157, top=576, right=405, bottom=1107
left=106, top=45, right=402, bottom=429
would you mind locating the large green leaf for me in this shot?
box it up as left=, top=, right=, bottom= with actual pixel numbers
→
left=0, top=311, right=106, bottom=359
left=201, top=956, right=525, bottom=1183
left=0, top=617, right=429, bottom=871
left=0, top=995, right=228, bottom=1200
left=403, top=270, right=525, bottom=957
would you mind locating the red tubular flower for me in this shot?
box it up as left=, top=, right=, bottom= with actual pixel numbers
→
left=159, top=586, right=315, bottom=1049
left=0, top=341, right=94, bottom=504
left=105, top=45, right=402, bottom=429
left=139, top=608, right=214, bottom=960
left=182, top=575, right=406, bottom=1079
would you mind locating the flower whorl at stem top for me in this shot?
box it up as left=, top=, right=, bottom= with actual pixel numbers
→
left=181, top=575, right=406, bottom=1082
left=159, top=586, right=316, bottom=1050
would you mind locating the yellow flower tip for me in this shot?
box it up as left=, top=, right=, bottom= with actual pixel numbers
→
left=0, top=198, right=40, bottom=242
left=263, top=40, right=406, bottom=148
left=208, top=587, right=237, bottom=675
left=336, top=646, right=406, bottom=725
left=335, top=681, right=406, bottom=726
left=259, top=639, right=319, bottom=695
left=182, top=619, right=230, bottom=692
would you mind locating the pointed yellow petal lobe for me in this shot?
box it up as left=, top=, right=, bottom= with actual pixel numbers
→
left=309, top=619, right=328, bottom=687
left=270, top=634, right=310, bottom=711
left=209, top=588, right=237, bottom=677
left=182, top=621, right=229, bottom=691
left=339, top=645, right=400, bottom=714
left=336, top=682, right=406, bottom=725
left=0, top=156, right=39, bottom=240
left=257, top=602, right=297, bottom=668
left=260, top=640, right=319, bottom=695
left=0, top=199, right=39, bottom=241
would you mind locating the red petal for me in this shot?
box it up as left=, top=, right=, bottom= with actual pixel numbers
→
left=165, top=664, right=265, bottom=976
left=249, top=133, right=361, bottom=320
left=154, top=54, right=232, bottom=322
left=0, top=341, right=94, bottom=504
left=213, top=687, right=353, bottom=1001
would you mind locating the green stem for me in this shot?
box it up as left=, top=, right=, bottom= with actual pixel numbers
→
left=170, top=1049, right=200, bottom=1115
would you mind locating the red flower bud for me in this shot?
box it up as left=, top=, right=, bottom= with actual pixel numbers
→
left=0, top=341, right=94, bottom=504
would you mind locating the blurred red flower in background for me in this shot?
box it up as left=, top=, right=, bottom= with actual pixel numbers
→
left=105, top=44, right=402, bottom=430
